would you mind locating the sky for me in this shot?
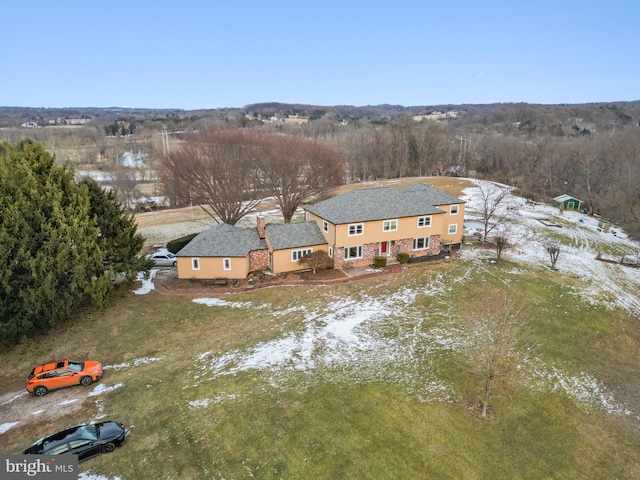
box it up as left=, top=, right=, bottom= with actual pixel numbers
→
left=1, top=1, right=639, bottom=109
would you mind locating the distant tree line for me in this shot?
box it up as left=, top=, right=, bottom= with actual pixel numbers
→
left=2, top=102, right=640, bottom=236
left=104, top=120, right=136, bottom=137
left=311, top=104, right=640, bottom=238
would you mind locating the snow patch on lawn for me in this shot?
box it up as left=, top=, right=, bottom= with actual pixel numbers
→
left=187, top=394, right=239, bottom=409
left=79, top=473, right=122, bottom=480
left=0, top=391, right=28, bottom=406
left=0, top=421, right=20, bottom=434
left=87, top=382, right=124, bottom=397
left=417, top=381, right=457, bottom=404
left=188, top=398, right=212, bottom=408
left=191, top=271, right=462, bottom=395
left=530, top=363, right=634, bottom=415
left=193, top=298, right=254, bottom=308
left=104, top=356, right=165, bottom=371
left=133, top=268, right=158, bottom=295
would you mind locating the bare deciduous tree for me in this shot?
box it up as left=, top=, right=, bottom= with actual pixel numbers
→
left=255, top=135, right=344, bottom=223
left=460, top=292, right=531, bottom=418
left=159, top=129, right=265, bottom=225
left=475, top=181, right=515, bottom=241
left=109, top=166, right=139, bottom=211
left=491, top=228, right=510, bottom=263
left=546, top=243, right=560, bottom=268
left=416, top=121, right=450, bottom=177
left=160, top=130, right=343, bottom=224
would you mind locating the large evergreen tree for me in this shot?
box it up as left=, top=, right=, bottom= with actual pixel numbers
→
left=0, top=140, right=149, bottom=345
left=81, top=178, right=151, bottom=284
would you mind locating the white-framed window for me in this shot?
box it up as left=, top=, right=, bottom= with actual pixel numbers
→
left=328, top=247, right=333, bottom=258
left=412, top=236, right=430, bottom=250
left=450, top=205, right=459, bottom=215
left=323, top=220, right=328, bottom=233
left=223, top=258, right=231, bottom=270
left=192, top=258, right=200, bottom=270
left=348, top=223, right=364, bottom=236
left=344, top=245, right=363, bottom=259
left=417, top=216, right=432, bottom=228
left=383, top=219, right=398, bottom=232
left=448, top=224, right=458, bottom=234
left=292, top=248, right=312, bottom=262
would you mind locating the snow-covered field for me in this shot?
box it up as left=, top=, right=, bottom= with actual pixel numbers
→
left=462, top=180, right=640, bottom=316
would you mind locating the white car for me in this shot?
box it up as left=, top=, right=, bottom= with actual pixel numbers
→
left=147, top=251, right=177, bottom=267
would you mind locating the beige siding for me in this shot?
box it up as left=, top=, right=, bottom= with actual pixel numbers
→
left=307, top=201, right=465, bottom=269
left=177, top=256, right=250, bottom=280
left=270, top=245, right=329, bottom=274
left=307, top=212, right=336, bottom=246
left=333, top=205, right=464, bottom=248
left=438, top=203, right=465, bottom=244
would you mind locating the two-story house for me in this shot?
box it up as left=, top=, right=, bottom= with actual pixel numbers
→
left=304, top=183, right=465, bottom=268
left=175, top=183, right=465, bottom=279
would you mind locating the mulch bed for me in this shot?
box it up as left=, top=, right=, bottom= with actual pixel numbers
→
left=407, top=252, right=451, bottom=263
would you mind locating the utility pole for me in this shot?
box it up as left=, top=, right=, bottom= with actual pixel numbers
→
left=161, top=129, right=170, bottom=155
left=457, top=136, right=471, bottom=163
left=189, top=187, right=194, bottom=221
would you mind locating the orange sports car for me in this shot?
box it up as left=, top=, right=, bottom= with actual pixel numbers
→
left=27, top=360, right=103, bottom=397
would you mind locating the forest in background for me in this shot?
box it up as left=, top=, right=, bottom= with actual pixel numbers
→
left=1, top=100, right=639, bottom=237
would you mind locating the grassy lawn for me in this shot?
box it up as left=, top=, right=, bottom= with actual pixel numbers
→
left=1, top=256, right=639, bottom=479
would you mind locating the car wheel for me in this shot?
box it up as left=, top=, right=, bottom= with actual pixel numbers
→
left=34, top=386, right=48, bottom=397
left=101, top=442, right=116, bottom=454
left=80, top=376, right=93, bottom=386
left=172, top=261, right=177, bottom=267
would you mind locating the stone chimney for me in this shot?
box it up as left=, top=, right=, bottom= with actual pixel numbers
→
left=256, top=216, right=266, bottom=239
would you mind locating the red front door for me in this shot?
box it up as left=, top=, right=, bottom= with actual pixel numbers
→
left=381, top=241, right=389, bottom=256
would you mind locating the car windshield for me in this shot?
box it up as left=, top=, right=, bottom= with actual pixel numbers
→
left=67, top=361, right=84, bottom=372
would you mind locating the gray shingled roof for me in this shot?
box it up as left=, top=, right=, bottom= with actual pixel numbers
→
left=176, top=223, right=267, bottom=257
left=304, top=183, right=463, bottom=224
left=265, top=221, right=327, bottom=250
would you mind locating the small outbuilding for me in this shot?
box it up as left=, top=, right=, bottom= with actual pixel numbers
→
left=553, top=194, right=583, bottom=211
